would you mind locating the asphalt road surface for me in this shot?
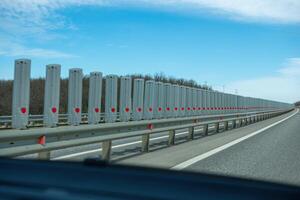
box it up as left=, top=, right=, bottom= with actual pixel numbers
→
left=121, top=109, right=300, bottom=186
left=185, top=109, right=300, bottom=186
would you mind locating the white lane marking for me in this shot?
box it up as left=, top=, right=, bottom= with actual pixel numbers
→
left=52, top=130, right=194, bottom=160
left=171, top=109, right=298, bottom=170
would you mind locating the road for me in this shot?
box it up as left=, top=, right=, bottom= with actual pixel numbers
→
left=184, top=109, right=300, bottom=185
left=20, top=109, right=300, bottom=186
left=120, top=109, right=300, bottom=186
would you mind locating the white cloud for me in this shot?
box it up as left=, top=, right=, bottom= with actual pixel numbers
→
left=226, top=58, right=300, bottom=103
left=1, top=0, right=299, bottom=58
left=1, top=0, right=300, bottom=32
left=0, top=38, right=75, bottom=58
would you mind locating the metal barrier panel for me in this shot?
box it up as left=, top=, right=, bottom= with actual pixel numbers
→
left=186, top=87, right=192, bottom=116
left=216, top=92, right=220, bottom=115
left=119, top=76, right=132, bottom=122
left=234, top=94, right=238, bottom=113
left=207, top=90, right=211, bottom=114
left=143, top=80, right=155, bottom=120
left=201, top=89, right=206, bottom=115
left=164, top=83, right=172, bottom=118
left=211, top=90, right=216, bottom=115
left=154, top=82, right=164, bottom=119
left=214, top=91, right=219, bottom=114
left=12, top=59, right=31, bottom=129
left=173, top=85, right=180, bottom=117
left=68, top=68, right=83, bottom=126
left=132, top=79, right=144, bottom=121
left=192, top=88, right=197, bottom=116
left=203, top=90, right=207, bottom=115
left=233, top=94, right=237, bottom=113
left=220, top=92, right=224, bottom=114
left=225, top=94, right=230, bottom=113
left=88, top=72, right=103, bottom=124
left=43, top=64, right=61, bottom=127
left=105, top=75, right=118, bottom=123
left=179, top=86, right=186, bottom=117
left=197, top=89, right=202, bottom=115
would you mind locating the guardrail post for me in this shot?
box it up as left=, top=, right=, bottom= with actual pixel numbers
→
left=102, top=140, right=112, bottom=161
left=240, top=119, right=244, bottom=126
left=105, top=75, right=118, bottom=123
left=119, top=76, right=132, bottom=122
left=12, top=59, right=31, bottom=129
left=37, top=151, right=50, bottom=160
left=141, top=134, right=150, bottom=152
left=88, top=72, right=102, bottom=124
left=204, top=124, right=209, bottom=136
left=188, top=127, right=194, bottom=140
left=168, top=130, right=175, bottom=145
left=232, top=120, right=236, bottom=129
left=216, top=123, right=220, bottom=133
left=68, top=68, right=83, bottom=126
left=224, top=121, right=228, bottom=131
left=44, top=64, right=61, bottom=127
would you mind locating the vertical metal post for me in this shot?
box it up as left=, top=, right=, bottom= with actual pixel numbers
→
left=192, top=88, right=197, bottom=116
left=132, top=79, right=144, bottom=121
left=154, top=82, right=164, bottom=119
left=68, top=68, right=83, bottom=126
left=173, top=85, right=180, bottom=117
left=168, top=130, right=175, bottom=145
left=37, top=151, right=51, bottom=160
left=119, top=76, right=132, bottom=122
left=186, top=87, right=192, bottom=116
left=88, top=72, right=102, bottom=124
left=12, top=59, right=31, bottom=129
left=164, top=83, right=173, bottom=118
left=197, top=89, right=202, bottom=116
left=188, top=127, right=194, bottom=140
left=179, top=86, right=186, bottom=117
left=203, top=90, right=208, bottom=115
left=102, top=140, right=112, bottom=161
left=224, top=121, right=228, bottom=130
left=141, top=134, right=150, bottom=152
left=143, top=80, right=155, bottom=120
left=204, top=124, right=209, bottom=136
left=206, top=90, right=211, bottom=115
left=43, top=64, right=61, bottom=127
left=216, top=122, right=220, bottom=133
left=105, top=75, right=118, bottom=123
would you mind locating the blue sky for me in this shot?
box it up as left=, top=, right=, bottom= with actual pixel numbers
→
left=0, top=0, right=300, bottom=103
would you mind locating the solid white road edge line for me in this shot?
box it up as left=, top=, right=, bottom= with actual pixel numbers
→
left=171, top=109, right=299, bottom=170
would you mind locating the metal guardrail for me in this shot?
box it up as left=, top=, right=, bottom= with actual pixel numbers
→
left=0, top=109, right=292, bottom=161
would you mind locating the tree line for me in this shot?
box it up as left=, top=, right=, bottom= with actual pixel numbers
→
left=0, top=73, right=212, bottom=116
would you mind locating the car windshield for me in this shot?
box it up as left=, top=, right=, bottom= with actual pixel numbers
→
left=0, top=0, right=300, bottom=189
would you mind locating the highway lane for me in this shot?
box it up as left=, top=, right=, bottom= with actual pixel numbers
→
left=183, top=109, right=300, bottom=185
left=120, top=109, right=299, bottom=186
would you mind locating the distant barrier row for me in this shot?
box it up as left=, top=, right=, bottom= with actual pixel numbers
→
left=8, top=59, right=293, bottom=129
